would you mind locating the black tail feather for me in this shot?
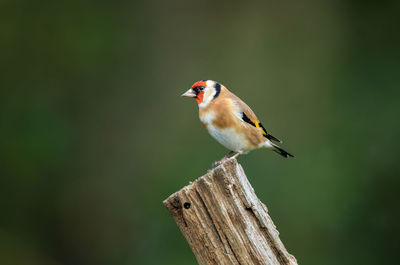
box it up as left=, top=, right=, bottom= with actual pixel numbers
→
left=272, top=144, right=294, bottom=158
left=259, top=123, right=282, bottom=143
left=266, top=133, right=282, bottom=143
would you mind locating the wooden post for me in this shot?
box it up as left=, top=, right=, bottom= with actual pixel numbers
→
left=163, top=158, right=298, bottom=265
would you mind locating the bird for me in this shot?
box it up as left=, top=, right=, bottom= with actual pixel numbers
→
left=181, top=80, right=294, bottom=164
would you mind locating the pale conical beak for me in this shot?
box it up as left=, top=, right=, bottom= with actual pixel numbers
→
left=181, top=88, right=196, bottom=98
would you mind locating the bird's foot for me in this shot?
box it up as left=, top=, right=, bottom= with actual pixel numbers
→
left=212, top=151, right=234, bottom=167
left=230, top=151, right=243, bottom=160
left=212, top=157, right=229, bottom=167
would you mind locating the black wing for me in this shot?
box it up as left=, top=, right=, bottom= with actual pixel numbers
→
left=241, top=112, right=282, bottom=143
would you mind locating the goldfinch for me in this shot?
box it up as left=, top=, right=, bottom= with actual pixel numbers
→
left=181, top=80, right=294, bottom=163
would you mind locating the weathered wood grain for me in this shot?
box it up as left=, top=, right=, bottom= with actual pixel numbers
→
left=163, top=158, right=298, bottom=265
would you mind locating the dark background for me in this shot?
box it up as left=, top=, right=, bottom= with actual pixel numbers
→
left=1, top=1, right=399, bottom=264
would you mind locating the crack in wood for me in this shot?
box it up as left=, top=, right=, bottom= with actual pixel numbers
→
left=223, top=230, right=241, bottom=265
left=245, top=206, right=290, bottom=265
left=195, top=188, right=223, bottom=245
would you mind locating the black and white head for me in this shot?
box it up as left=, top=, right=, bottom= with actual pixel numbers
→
left=181, top=80, right=222, bottom=107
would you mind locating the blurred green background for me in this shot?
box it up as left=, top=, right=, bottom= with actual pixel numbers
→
left=1, top=1, right=399, bottom=264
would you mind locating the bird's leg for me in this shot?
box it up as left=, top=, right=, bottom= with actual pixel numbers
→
left=213, top=151, right=234, bottom=167
left=222, top=151, right=234, bottom=160
left=230, top=151, right=243, bottom=160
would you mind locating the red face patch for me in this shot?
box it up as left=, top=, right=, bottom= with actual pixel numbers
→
left=195, top=91, right=205, bottom=104
left=192, top=80, right=206, bottom=89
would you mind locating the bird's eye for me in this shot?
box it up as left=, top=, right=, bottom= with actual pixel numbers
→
left=193, top=86, right=204, bottom=94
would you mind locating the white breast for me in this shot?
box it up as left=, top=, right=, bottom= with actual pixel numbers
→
left=200, top=112, right=248, bottom=152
